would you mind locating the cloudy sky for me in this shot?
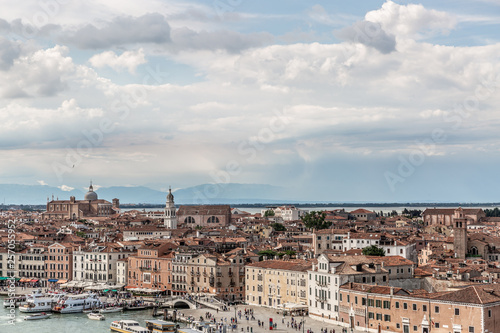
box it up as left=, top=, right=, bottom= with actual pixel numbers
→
left=1, top=0, right=499, bottom=202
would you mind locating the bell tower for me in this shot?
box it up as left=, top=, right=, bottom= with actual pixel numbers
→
left=453, top=207, right=468, bottom=259
left=164, top=187, right=177, bottom=229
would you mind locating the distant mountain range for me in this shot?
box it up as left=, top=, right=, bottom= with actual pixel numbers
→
left=0, top=183, right=295, bottom=205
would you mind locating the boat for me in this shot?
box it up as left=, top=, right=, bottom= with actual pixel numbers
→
left=110, top=320, right=150, bottom=333
left=52, top=293, right=102, bottom=313
left=124, top=304, right=152, bottom=311
left=100, top=306, right=123, bottom=313
left=145, top=319, right=176, bottom=333
left=177, top=321, right=218, bottom=333
left=87, top=312, right=105, bottom=320
left=24, top=312, right=52, bottom=320
left=19, top=289, right=65, bottom=313
left=3, top=295, right=27, bottom=308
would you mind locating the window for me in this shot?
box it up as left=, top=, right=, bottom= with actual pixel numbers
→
left=376, top=300, right=381, bottom=308
left=368, top=312, right=374, bottom=319
left=413, top=326, right=417, bottom=331
left=368, top=299, right=374, bottom=307
left=422, top=305, right=427, bottom=312
left=395, top=302, right=399, bottom=309
left=384, top=315, right=391, bottom=322
left=435, top=323, right=440, bottom=328
left=412, top=304, right=417, bottom=311
left=383, top=301, right=390, bottom=309
left=469, top=327, right=474, bottom=333
left=376, top=313, right=382, bottom=320
left=489, top=310, right=492, bottom=317
left=455, top=308, right=459, bottom=315
left=434, top=306, right=439, bottom=313
left=403, top=303, right=408, bottom=310
left=355, top=296, right=358, bottom=304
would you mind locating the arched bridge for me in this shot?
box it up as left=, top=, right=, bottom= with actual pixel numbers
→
left=161, top=297, right=197, bottom=309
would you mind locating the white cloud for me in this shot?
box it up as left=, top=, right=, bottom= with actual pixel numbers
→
left=37, top=180, right=48, bottom=186
left=365, top=1, right=457, bottom=39
left=58, top=185, right=74, bottom=191
left=89, top=48, right=146, bottom=74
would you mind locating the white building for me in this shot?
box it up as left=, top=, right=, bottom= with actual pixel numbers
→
left=261, top=205, right=308, bottom=221
left=307, top=254, right=389, bottom=322
left=341, top=233, right=381, bottom=251
left=116, top=258, right=128, bottom=285
left=73, top=244, right=132, bottom=285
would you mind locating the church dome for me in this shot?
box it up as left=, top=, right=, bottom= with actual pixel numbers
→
left=84, top=183, right=98, bottom=201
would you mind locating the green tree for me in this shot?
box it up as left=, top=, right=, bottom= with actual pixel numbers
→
left=271, top=223, right=286, bottom=232
left=257, top=250, right=278, bottom=260
left=278, top=250, right=296, bottom=258
left=264, top=210, right=275, bottom=217
left=362, top=245, right=385, bottom=256
left=301, top=211, right=331, bottom=230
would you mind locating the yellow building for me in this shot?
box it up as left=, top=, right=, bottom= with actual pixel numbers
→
left=245, top=259, right=312, bottom=309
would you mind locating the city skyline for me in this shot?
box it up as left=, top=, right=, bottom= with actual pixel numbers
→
left=1, top=1, right=500, bottom=202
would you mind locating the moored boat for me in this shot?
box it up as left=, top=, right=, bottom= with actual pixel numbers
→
left=24, top=312, right=52, bottom=320
left=100, top=306, right=123, bottom=313
left=52, top=293, right=101, bottom=313
left=110, top=320, right=150, bottom=333
left=19, top=290, right=65, bottom=313
left=3, top=295, right=27, bottom=308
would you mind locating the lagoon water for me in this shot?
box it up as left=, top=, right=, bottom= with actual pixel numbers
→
left=0, top=296, right=160, bottom=333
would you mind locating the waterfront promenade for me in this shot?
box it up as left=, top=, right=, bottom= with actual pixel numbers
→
left=1, top=287, right=364, bottom=333
left=179, top=304, right=365, bottom=333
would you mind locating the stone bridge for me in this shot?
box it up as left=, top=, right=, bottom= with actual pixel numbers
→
left=160, top=297, right=197, bottom=309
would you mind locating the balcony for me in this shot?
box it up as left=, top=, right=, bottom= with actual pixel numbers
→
left=317, top=281, right=328, bottom=287
left=216, top=282, right=222, bottom=288
left=216, top=272, right=222, bottom=277
left=139, top=266, right=151, bottom=271
left=257, top=275, right=263, bottom=281
left=315, top=296, right=327, bottom=302
left=195, top=271, right=201, bottom=276
left=229, top=281, right=236, bottom=287
left=203, top=271, right=207, bottom=277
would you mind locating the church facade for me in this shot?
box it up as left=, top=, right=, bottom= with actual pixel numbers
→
left=42, top=183, right=119, bottom=220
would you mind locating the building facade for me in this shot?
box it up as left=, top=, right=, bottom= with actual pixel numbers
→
left=177, top=205, right=232, bottom=227
left=245, top=260, right=310, bottom=308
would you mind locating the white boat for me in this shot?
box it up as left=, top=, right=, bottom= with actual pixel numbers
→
left=3, top=295, right=27, bottom=308
left=19, top=290, right=65, bottom=313
left=52, top=293, right=102, bottom=314
left=100, top=306, right=123, bottom=313
left=110, top=320, right=150, bottom=333
left=24, top=312, right=52, bottom=320
left=87, top=312, right=105, bottom=320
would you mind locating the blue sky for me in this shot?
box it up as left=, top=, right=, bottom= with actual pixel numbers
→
left=0, top=0, right=499, bottom=202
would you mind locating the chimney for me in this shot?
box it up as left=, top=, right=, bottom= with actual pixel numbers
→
left=390, top=287, right=394, bottom=296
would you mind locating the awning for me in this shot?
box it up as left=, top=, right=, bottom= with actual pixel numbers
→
left=0, top=277, right=8, bottom=280
left=48, top=279, right=59, bottom=282
left=31, top=279, right=39, bottom=282
left=125, top=285, right=137, bottom=289
left=57, top=280, right=68, bottom=284
left=19, top=278, right=29, bottom=282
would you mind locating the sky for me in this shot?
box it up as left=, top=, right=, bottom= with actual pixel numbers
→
left=0, top=0, right=500, bottom=202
